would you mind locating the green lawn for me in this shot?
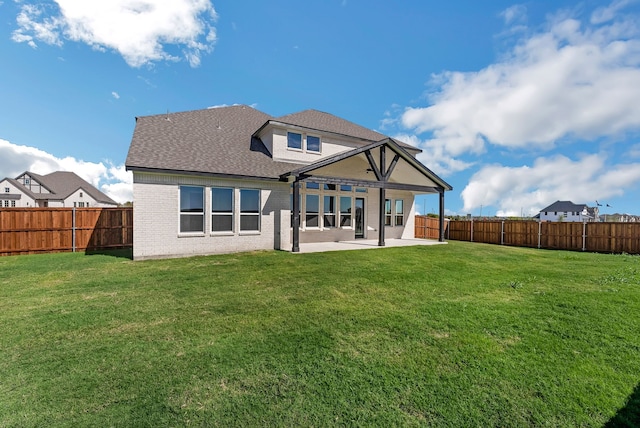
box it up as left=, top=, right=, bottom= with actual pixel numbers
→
left=1, top=242, right=639, bottom=427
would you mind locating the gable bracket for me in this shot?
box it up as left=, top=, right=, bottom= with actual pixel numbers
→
left=384, top=154, right=400, bottom=181
left=364, top=150, right=383, bottom=181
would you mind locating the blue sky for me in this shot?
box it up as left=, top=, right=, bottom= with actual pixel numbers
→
left=2, top=0, right=640, bottom=217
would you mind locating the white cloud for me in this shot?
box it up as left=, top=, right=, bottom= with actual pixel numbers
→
left=111, top=91, right=120, bottom=99
left=500, top=4, right=527, bottom=26
left=0, top=138, right=132, bottom=203
left=12, top=0, right=218, bottom=67
left=460, top=154, right=640, bottom=216
left=400, top=3, right=640, bottom=158
left=591, top=0, right=636, bottom=24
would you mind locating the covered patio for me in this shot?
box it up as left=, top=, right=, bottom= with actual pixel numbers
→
left=281, top=138, right=453, bottom=252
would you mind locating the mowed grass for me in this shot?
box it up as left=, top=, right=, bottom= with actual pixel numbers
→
left=1, top=242, right=639, bottom=427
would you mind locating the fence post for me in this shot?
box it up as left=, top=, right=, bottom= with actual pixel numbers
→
left=538, top=221, right=541, bottom=249
left=582, top=222, right=586, bottom=252
left=470, top=219, right=474, bottom=242
left=72, top=207, right=76, bottom=252
left=501, top=221, right=504, bottom=245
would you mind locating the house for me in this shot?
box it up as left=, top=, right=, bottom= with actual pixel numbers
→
left=538, top=200, right=598, bottom=222
left=125, top=105, right=452, bottom=260
left=0, top=171, right=117, bottom=208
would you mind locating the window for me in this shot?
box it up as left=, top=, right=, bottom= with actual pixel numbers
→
left=385, top=199, right=392, bottom=226
left=323, top=195, right=336, bottom=228
left=395, top=200, right=404, bottom=226
left=287, top=132, right=302, bottom=150
left=307, top=135, right=321, bottom=152
left=212, top=187, right=233, bottom=232
left=240, top=189, right=260, bottom=231
left=324, top=184, right=336, bottom=191
left=340, top=185, right=352, bottom=192
left=340, top=196, right=352, bottom=227
left=306, top=194, right=319, bottom=228
left=11, top=201, right=16, bottom=207
left=4, top=200, right=9, bottom=207
left=79, top=192, right=83, bottom=198
left=4, top=188, right=9, bottom=193
left=306, top=182, right=320, bottom=190
left=78, top=202, right=85, bottom=208
left=180, top=186, right=204, bottom=233
left=356, top=187, right=367, bottom=193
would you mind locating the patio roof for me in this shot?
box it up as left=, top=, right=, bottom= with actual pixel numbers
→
left=281, top=138, right=452, bottom=252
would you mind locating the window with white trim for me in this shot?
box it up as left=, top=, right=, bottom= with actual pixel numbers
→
left=240, top=189, right=260, bottom=231
left=11, top=201, right=16, bottom=207
left=340, top=196, right=352, bottom=227
left=287, top=132, right=302, bottom=150
left=305, top=194, right=319, bottom=228
left=385, top=199, right=392, bottom=226
left=4, top=188, right=9, bottom=193
left=307, top=135, right=321, bottom=152
left=395, top=199, right=404, bottom=226
left=212, top=187, right=233, bottom=232
left=323, top=195, right=336, bottom=228
left=180, top=186, right=204, bottom=233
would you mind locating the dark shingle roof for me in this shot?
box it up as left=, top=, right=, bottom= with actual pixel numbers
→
left=34, top=171, right=117, bottom=204
left=540, top=200, right=588, bottom=212
left=273, top=109, right=419, bottom=151
left=274, top=110, right=386, bottom=142
left=126, top=105, right=305, bottom=179
left=126, top=105, right=420, bottom=179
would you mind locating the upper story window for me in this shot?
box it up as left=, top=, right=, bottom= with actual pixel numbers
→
left=4, top=188, right=9, bottom=193
left=287, top=131, right=321, bottom=153
left=287, top=132, right=302, bottom=150
left=307, top=135, right=321, bottom=152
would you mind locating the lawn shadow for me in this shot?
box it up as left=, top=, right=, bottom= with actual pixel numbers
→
left=604, top=383, right=640, bottom=427
left=84, top=248, right=133, bottom=259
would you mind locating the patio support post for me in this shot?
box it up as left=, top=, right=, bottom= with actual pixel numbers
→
left=378, top=145, right=386, bottom=247
left=439, top=190, right=445, bottom=242
left=292, top=179, right=300, bottom=253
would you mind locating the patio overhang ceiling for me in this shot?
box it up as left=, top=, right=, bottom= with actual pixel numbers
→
left=279, top=138, right=452, bottom=193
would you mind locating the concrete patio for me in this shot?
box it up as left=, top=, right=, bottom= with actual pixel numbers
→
left=290, top=238, right=447, bottom=254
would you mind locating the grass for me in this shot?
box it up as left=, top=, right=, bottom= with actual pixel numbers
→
left=1, top=241, right=639, bottom=427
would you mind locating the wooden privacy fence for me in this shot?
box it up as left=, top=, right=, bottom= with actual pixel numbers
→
left=0, top=207, right=133, bottom=256
left=421, top=219, right=640, bottom=254
left=414, top=215, right=448, bottom=240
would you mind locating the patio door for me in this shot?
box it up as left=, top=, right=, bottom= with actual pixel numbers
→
left=355, top=198, right=365, bottom=238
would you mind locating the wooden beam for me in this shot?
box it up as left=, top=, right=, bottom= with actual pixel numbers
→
left=384, top=154, right=400, bottom=180
left=364, top=149, right=382, bottom=181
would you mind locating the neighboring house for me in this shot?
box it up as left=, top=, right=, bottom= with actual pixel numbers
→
left=538, top=200, right=598, bottom=222
left=125, top=105, right=452, bottom=260
left=0, top=171, right=117, bottom=208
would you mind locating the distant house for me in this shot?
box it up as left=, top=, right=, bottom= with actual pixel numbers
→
left=0, top=171, right=117, bottom=208
left=539, top=200, right=598, bottom=222
left=125, top=105, right=452, bottom=260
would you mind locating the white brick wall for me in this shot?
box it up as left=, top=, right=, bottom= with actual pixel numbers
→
left=133, top=172, right=290, bottom=260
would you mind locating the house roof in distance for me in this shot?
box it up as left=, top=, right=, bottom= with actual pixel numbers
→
left=7, top=171, right=117, bottom=205
left=125, top=105, right=422, bottom=179
left=540, top=200, right=589, bottom=212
